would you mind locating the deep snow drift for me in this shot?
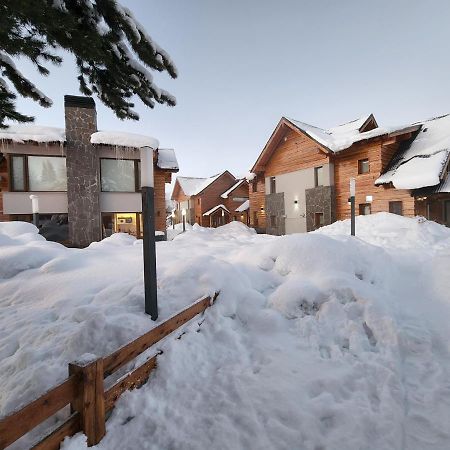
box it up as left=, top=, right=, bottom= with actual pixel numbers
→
left=1, top=215, right=449, bottom=450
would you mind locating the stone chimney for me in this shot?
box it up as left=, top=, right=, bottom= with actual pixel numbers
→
left=64, top=95, right=101, bottom=247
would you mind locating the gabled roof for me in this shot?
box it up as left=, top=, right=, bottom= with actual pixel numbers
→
left=220, top=179, right=247, bottom=198
left=0, top=125, right=65, bottom=143
left=174, top=171, right=235, bottom=198
left=376, top=114, right=450, bottom=190
left=251, top=115, right=419, bottom=173
left=203, top=204, right=230, bottom=216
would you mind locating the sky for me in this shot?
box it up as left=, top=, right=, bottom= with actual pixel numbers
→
left=11, top=0, right=450, bottom=185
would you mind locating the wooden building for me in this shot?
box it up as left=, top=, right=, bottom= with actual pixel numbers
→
left=171, top=171, right=249, bottom=227
left=0, top=95, right=178, bottom=246
left=249, top=114, right=450, bottom=234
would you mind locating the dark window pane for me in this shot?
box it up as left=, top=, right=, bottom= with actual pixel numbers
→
left=11, top=156, right=25, bottom=191
left=270, top=177, right=276, bottom=194
left=314, top=212, right=324, bottom=229
left=315, top=166, right=324, bottom=187
left=389, top=201, right=403, bottom=215
left=359, top=203, right=371, bottom=215
left=38, top=214, right=69, bottom=242
left=358, top=159, right=370, bottom=174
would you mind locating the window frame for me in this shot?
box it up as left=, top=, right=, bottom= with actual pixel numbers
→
left=314, top=166, right=324, bottom=187
left=9, top=154, right=67, bottom=192
left=359, top=203, right=372, bottom=215
left=358, top=158, right=370, bottom=175
left=314, top=212, right=324, bottom=229
left=389, top=201, right=403, bottom=216
left=100, top=157, right=140, bottom=193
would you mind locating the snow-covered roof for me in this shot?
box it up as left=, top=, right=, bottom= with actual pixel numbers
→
left=203, top=204, right=230, bottom=216
left=220, top=179, right=247, bottom=198
left=235, top=200, right=249, bottom=212
left=0, top=125, right=65, bottom=143
left=91, top=131, right=159, bottom=149
left=176, top=173, right=222, bottom=197
left=286, top=116, right=413, bottom=153
left=376, top=114, right=450, bottom=190
left=157, top=148, right=178, bottom=171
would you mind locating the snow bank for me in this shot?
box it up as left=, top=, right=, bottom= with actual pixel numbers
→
left=1, top=216, right=450, bottom=450
left=0, top=125, right=65, bottom=143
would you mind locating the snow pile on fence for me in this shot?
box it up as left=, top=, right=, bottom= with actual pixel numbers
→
left=1, top=214, right=449, bottom=450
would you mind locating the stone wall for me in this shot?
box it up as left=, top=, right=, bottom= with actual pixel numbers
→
left=305, top=186, right=336, bottom=231
left=265, top=192, right=285, bottom=235
left=64, top=95, right=101, bottom=247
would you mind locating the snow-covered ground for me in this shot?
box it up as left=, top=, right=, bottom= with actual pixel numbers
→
left=1, top=214, right=450, bottom=450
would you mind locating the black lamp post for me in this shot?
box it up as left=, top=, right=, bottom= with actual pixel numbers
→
left=172, top=211, right=175, bottom=230
left=350, top=177, right=356, bottom=236
left=30, top=195, right=39, bottom=228
left=140, top=146, right=158, bottom=320
left=182, top=208, right=186, bottom=232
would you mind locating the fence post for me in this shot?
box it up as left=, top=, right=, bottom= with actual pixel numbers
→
left=69, top=355, right=106, bottom=446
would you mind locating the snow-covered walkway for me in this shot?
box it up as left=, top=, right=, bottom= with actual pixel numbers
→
left=1, top=214, right=449, bottom=449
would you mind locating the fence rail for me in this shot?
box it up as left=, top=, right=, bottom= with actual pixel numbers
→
left=0, top=293, right=218, bottom=450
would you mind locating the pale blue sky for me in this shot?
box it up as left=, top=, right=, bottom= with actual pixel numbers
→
left=12, top=0, right=450, bottom=181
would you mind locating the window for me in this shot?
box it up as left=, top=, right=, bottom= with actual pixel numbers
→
left=314, top=213, right=324, bottom=229
left=197, top=198, right=200, bottom=205
left=389, top=201, right=403, bottom=216
left=270, top=215, right=276, bottom=227
left=11, top=156, right=25, bottom=191
left=270, top=176, right=276, bottom=194
left=102, top=212, right=142, bottom=238
left=358, top=159, right=370, bottom=174
left=314, top=166, right=324, bottom=187
left=11, top=155, right=67, bottom=191
left=359, top=203, right=371, bottom=215
left=252, top=180, right=258, bottom=193
left=101, top=159, right=138, bottom=192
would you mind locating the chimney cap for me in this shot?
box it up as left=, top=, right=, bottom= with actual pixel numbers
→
left=64, top=95, right=95, bottom=109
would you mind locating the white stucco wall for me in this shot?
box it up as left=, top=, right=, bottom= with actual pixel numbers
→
left=99, top=192, right=142, bottom=212
left=3, top=192, right=68, bottom=214
left=265, top=163, right=334, bottom=234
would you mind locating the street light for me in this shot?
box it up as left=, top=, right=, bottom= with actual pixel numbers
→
left=349, top=177, right=356, bottom=236
left=140, top=146, right=158, bottom=320
left=171, top=211, right=175, bottom=230
left=182, top=208, right=186, bottom=232
left=29, top=195, right=39, bottom=227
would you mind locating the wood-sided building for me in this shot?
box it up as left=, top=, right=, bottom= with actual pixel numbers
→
left=0, top=95, right=178, bottom=246
left=249, top=114, right=450, bottom=235
left=171, top=171, right=249, bottom=227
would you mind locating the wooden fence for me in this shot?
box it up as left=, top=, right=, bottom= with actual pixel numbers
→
left=0, top=293, right=218, bottom=450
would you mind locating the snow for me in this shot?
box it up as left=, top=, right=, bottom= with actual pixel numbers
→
left=202, top=204, right=230, bottom=216
left=0, top=125, right=65, bottom=143
left=235, top=199, right=250, bottom=212
left=91, top=131, right=159, bottom=149
left=376, top=115, right=450, bottom=189
left=220, top=179, right=246, bottom=198
left=176, top=173, right=222, bottom=197
left=156, top=148, right=178, bottom=170
left=286, top=116, right=411, bottom=153
left=1, top=214, right=450, bottom=449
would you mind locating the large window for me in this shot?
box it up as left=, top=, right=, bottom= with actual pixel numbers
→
left=11, top=155, right=67, bottom=191
left=100, top=158, right=139, bottom=192
left=314, top=166, right=324, bottom=187
left=389, top=201, right=403, bottom=216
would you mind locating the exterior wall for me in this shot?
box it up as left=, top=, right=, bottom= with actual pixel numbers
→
left=3, top=192, right=68, bottom=214
left=265, top=192, right=285, bottom=235
left=154, top=170, right=167, bottom=232
left=249, top=174, right=266, bottom=230
left=100, top=192, right=141, bottom=213
left=264, top=163, right=334, bottom=234
left=64, top=97, right=102, bottom=247
left=223, top=182, right=249, bottom=222
left=305, top=186, right=336, bottom=231
left=334, top=142, right=415, bottom=220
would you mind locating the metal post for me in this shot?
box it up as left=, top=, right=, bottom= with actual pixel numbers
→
left=350, top=177, right=356, bottom=236
left=140, top=146, right=158, bottom=320
left=30, top=195, right=40, bottom=228
left=183, top=214, right=186, bottom=232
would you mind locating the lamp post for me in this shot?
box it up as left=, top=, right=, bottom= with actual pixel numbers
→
left=172, top=211, right=175, bottom=230
left=140, top=146, right=158, bottom=320
left=29, top=195, right=40, bottom=227
left=182, top=208, right=186, bottom=232
left=349, top=177, right=356, bottom=236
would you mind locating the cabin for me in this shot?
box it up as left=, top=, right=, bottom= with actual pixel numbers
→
left=0, top=95, right=179, bottom=246
left=171, top=171, right=249, bottom=227
left=249, top=113, right=450, bottom=234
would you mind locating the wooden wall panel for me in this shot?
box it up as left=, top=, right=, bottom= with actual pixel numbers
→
left=154, top=170, right=167, bottom=231
left=0, top=155, right=10, bottom=221
left=334, top=142, right=415, bottom=220
left=249, top=175, right=266, bottom=229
